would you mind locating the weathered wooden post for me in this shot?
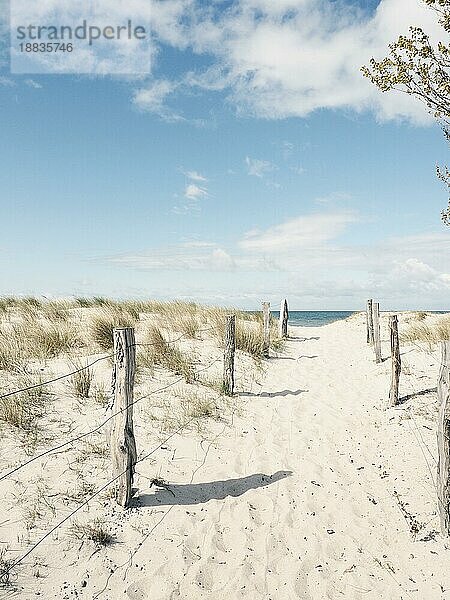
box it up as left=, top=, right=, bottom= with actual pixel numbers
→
left=437, top=341, right=450, bottom=535
left=388, top=315, right=401, bottom=405
left=262, top=302, right=270, bottom=358
left=279, top=299, right=289, bottom=339
left=223, top=315, right=236, bottom=396
left=109, top=327, right=137, bottom=508
left=366, top=299, right=374, bottom=344
left=372, top=302, right=382, bottom=363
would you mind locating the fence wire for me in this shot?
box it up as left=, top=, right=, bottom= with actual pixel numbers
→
left=4, top=371, right=227, bottom=580
left=0, top=326, right=215, bottom=402
left=0, top=357, right=220, bottom=483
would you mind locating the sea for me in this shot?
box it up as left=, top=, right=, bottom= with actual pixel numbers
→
left=273, top=310, right=355, bottom=327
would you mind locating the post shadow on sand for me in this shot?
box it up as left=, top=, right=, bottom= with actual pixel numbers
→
left=289, top=336, right=320, bottom=342
left=134, top=471, right=292, bottom=508
left=239, top=389, right=308, bottom=398
left=398, top=387, right=437, bottom=405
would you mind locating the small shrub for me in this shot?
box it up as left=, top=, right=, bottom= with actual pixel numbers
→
left=235, top=323, right=265, bottom=358
left=0, top=297, right=15, bottom=315
left=212, top=313, right=284, bottom=359
left=92, top=297, right=111, bottom=307
left=75, top=297, right=95, bottom=308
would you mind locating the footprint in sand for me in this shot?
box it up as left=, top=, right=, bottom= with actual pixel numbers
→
left=127, top=578, right=181, bottom=600
left=126, top=581, right=147, bottom=600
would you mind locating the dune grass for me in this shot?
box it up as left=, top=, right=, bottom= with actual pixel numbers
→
left=71, top=518, right=115, bottom=547
left=0, top=319, right=80, bottom=372
left=140, top=326, right=196, bottom=382
left=401, top=314, right=450, bottom=347
left=0, top=546, right=14, bottom=588
left=69, top=359, right=94, bottom=399
left=0, top=376, right=49, bottom=431
left=210, top=310, right=285, bottom=358
left=89, top=306, right=137, bottom=351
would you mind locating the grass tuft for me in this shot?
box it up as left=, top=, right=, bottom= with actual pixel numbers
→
left=401, top=315, right=450, bottom=347
left=89, top=307, right=137, bottom=350
left=0, top=376, right=49, bottom=431
left=0, top=546, right=14, bottom=588
left=141, top=326, right=196, bottom=382
left=69, top=359, right=94, bottom=398
left=71, top=519, right=115, bottom=547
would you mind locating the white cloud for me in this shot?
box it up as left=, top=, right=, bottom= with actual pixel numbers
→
left=245, top=156, right=277, bottom=177
left=153, top=0, right=439, bottom=124
left=10, top=0, right=154, bottom=75
left=314, top=192, right=352, bottom=205
left=0, top=76, right=15, bottom=87
left=291, top=165, right=306, bottom=175
left=101, top=209, right=450, bottom=307
left=8, top=0, right=441, bottom=123
left=133, top=79, right=182, bottom=121
left=233, top=0, right=435, bottom=121
left=24, top=79, right=43, bottom=89
left=106, top=243, right=236, bottom=271
left=184, top=183, right=208, bottom=200
left=172, top=170, right=210, bottom=213
left=181, top=169, right=207, bottom=182
left=239, top=211, right=358, bottom=252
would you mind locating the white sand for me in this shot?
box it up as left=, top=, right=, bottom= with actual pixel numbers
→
left=1, top=312, right=449, bottom=599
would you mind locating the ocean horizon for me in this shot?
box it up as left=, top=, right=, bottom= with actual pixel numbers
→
left=268, top=309, right=448, bottom=327
left=274, top=310, right=355, bottom=327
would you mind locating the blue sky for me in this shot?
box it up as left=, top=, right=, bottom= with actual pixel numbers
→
left=0, top=0, right=449, bottom=309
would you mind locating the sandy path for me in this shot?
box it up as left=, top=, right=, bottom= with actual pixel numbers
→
left=17, top=315, right=448, bottom=599
left=103, top=317, right=446, bottom=600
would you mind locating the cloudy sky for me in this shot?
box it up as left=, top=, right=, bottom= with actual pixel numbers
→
left=0, top=0, right=449, bottom=309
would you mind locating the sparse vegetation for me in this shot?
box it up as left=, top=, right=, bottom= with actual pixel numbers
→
left=0, top=546, right=14, bottom=588
left=0, top=318, right=80, bottom=370
left=175, top=315, right=199, bottom=338
left=71, top=519, right=115, bottom=547
left=69, top=359, right=94, bottom=398
left=401, top=315, right=450, bottom=347
left=89, top=306, right=137, bottom=350
left=92, top=384, right=110, bottom=407
left=141, top=326, right=196, bottom=382
left=0, top=376, right=49, bottom=431
left=182, top=390, right=217, bottom=419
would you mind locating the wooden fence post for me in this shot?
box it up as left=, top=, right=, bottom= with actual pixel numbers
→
left=279, top=299, right=289, bottom=339
left=372, top=302, right=382, bottom=364
left=262, top=302, right=270, bottom=358
left=223, top=315, right=236, bottom=396
left=366, top=299, right=374, bottom=344
left=388, top=315, right=401, bottom=405
left=437, top=341, right=450, bottom=536
left=109, top=327, right=137, bottom=508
